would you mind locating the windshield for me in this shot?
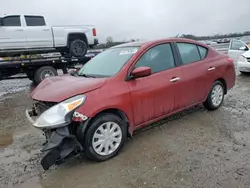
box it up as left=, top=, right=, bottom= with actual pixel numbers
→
left=77, top=47, right=139, bottom=78
left=241, top=36, right=250, bottom=44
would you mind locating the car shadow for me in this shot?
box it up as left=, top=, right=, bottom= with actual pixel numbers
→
left=48, top=104, right=206, bottom=170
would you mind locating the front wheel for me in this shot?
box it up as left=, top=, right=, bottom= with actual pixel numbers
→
left=203, top=81, right=225, bottom=111
left=84, top=113, right=127, bottom=161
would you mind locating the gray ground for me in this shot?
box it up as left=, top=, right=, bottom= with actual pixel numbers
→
left=0, top=73, right=250, bottom=188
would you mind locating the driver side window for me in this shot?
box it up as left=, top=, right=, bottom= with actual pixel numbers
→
left=134, top=43, right=175, bottom=74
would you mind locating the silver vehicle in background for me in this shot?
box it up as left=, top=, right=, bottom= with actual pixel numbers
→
left=228, top=36, right=250, bottom=74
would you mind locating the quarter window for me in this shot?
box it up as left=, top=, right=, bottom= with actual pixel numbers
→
left=25, top=16, right=46, bottom=26
left=134, top=43, right=175, bottom=73
left=177, top=43, right=201, bottom=65
left=1, top=16, right=21, bottom=26
left=198, top=46, right=208, bottom=59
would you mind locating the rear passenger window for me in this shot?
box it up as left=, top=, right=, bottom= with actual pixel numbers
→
left=177, top=43, right=201, bottom=65
left=135, top=43, right=175, bottom=73
left=25, top=16, right=46, bottom=26
left=198, top=46, right=208, bottom=59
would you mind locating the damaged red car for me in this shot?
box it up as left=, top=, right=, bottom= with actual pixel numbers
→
left=26, top=38, right=236, bottom=170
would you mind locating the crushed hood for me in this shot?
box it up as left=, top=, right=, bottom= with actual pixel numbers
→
left=31, top=75, right=107, bottom=102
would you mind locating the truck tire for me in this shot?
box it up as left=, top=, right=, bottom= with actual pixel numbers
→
left=34, top=66, right=58, bottom=85
left=69, top=39, right=88, bottom=57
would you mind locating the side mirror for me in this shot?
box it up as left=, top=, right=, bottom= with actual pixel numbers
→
left=0, top=18, right=2, bottom=26
left=239, top=46, right=248, bottom=51
left=131, top=66, right=151, bottom=79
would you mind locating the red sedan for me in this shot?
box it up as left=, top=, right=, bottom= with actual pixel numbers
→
left=26, top=38, right=236, bottom=170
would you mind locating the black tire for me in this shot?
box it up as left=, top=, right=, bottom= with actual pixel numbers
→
left=240, top=71, right=250, bottom=75
left=203, top=81, right=225, bottom=111
left=69, top=39, right=88, bottom=57
left=34, top=66, right=58, bottom=85
left=84, top=113, right=127, bottom=162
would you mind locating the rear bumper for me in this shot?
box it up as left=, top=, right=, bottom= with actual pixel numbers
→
left=89, top=39, right=99, bottom=48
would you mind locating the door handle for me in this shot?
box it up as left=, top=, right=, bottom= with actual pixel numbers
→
left=43, top=29, right=50, bottom=31
left=15, top=29, right=23, bottom=31
left=208, top=67, right=216, bottom=71
left=170, top=77, right=180, bottom=83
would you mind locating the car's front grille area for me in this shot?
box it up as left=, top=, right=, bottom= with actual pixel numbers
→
left=34, top=101, right=57, bottom=116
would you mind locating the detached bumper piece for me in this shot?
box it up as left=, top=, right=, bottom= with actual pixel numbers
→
left=41, top=127, right=83, bottom=170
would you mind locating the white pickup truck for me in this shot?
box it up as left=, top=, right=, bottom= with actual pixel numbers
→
left=0, top=14, right=98, bottom=57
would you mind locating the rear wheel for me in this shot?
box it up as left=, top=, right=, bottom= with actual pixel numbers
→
left=34, top=66, right=58, bottom=85
left=84, top=113, right=127, bottom=161
left=69, top=39, right=88, bottom=57
left=203, top=81, right=225, bottom=111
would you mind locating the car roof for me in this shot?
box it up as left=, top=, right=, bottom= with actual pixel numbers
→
left=112, top=38, right=204, bottom=48
left=1, top=14, right=44, bottom=17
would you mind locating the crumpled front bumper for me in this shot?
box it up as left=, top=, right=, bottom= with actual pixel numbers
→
left=40, top=126, right=83, bottom=170
left=25, top=108, right=83, bottom=170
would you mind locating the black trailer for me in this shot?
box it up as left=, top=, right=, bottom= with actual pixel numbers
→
left=0, top=53, right=99, bottom=84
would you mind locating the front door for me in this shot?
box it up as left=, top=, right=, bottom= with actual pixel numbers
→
left=228, top=39, right=249, bottom=65
left=127, top=43, right=182, bottom=126
left=0, top=15, right=27, bottom=49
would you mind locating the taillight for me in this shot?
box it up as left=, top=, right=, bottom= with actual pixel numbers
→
left=227, top=58, right=234, bottom=63
left=92, top=28, right=96, bottom=36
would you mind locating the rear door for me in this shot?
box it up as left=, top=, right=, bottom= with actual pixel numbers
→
left=0, top=15, right=27, bottom=49
left=174, top=42, right=211, bottom=107
left=228, top=39, right=249, bottom=63
left=127, top=43, right=183, bottom=126
left=24, top=15, right=53, bottom=48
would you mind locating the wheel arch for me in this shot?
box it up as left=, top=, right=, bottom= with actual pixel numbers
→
left=78, top=108, right=132, bottom=142
left=215, top=78, right=227, bottom=94
left=67, top=33, right=88, bottom=47
left=93, top=108, right=131, bottom=136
